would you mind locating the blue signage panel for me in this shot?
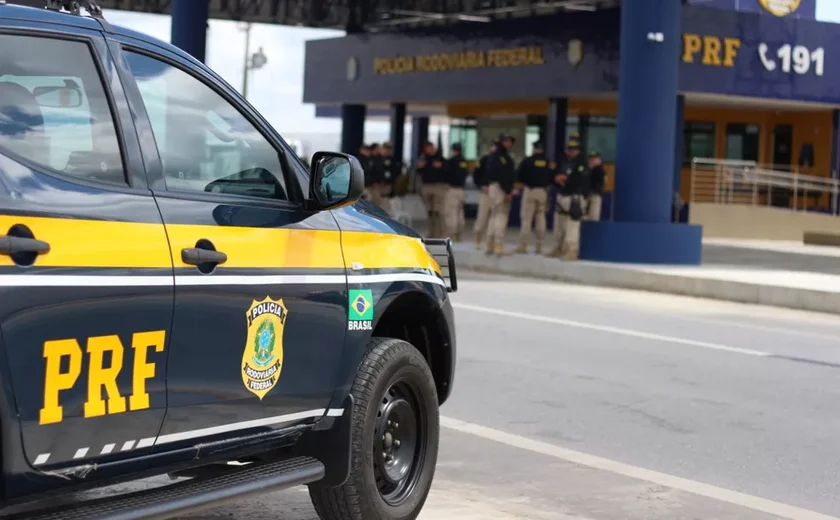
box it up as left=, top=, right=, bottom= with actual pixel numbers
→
left=302, top=5, right=840, bottom=105
left=303, top=10, right=620, bottom=104
left=688, top=0, right=816, bottom=19
left=681, top=6, right=840, bottom=103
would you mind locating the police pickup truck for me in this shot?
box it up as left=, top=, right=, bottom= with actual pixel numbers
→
left=0, top=1, right=458, bottom=519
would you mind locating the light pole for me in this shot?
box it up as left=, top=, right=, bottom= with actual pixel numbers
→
left=240, top=22, right=268, bottom=100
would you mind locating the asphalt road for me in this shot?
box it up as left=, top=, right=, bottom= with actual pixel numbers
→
left=45, top=271, right=840, bottom=519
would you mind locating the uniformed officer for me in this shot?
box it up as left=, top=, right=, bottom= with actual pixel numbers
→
left=443, top=142, right=469, bottom=241
left=514, top=141, right=553, bottom=254
left=484, top=134, right=516, bottom=256
left=382, top=142, right=407, bottom=199
left=381, top=142, right=402, bottom=193
left=362, top=143, right=389, bottom=213
left=358, top=143, right=375, bottom=200
left=415, top=141, right=447, bottom=237
left=472, top=141, right=496, bottom=250
left=586, top=150, right=606, bottom=221
left=548, top=135, right=590, bottom=260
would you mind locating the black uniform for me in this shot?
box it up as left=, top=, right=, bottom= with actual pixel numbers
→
left=416, top=152, right=446, bottom=184
left=445, top=155, right=470, bottom=188
left=484, top=147, right=516, bottom=194
left=367, top=155, right=386, bottom=186
left=381, top=154, right=400, bottom=182
left=359, top=154, right=376, bottom=187
left=556, top=154, right=590, bottom=197
left=516, top=152, right=554, bottom=189
left=472, top=152, right=492, bottom=188
left=589, top=163, right=606, bottom=195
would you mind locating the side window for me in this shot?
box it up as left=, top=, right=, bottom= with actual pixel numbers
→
left=123, top=50, right=289, bottom=201
left=0, top=34, right=125, bottom=186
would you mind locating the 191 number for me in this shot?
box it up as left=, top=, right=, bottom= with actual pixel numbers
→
left=758, top=43, right=824, bottom=77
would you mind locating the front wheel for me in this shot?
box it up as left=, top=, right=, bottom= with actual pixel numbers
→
left=310, top=337, right=440, bottom=520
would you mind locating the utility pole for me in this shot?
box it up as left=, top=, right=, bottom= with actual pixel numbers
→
left=240, top=22, right=268, bottom=100
left=241, top=22, right=252, bottom=99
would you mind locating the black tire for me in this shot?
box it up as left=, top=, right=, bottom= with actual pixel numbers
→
left=309, top=337, right=440, bottom=520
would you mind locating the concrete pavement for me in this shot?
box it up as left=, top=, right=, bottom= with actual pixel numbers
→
left=444, top=273, right=840, bottom=518
left=446, top=222, right=840, bottom=315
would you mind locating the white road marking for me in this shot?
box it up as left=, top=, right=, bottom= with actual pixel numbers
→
left=73, top=447, right=89, bottom=459
left=100, top=444, right=115, bottom=455
left=441, top=416, right=839, bottom=520
left=453, top=303, right=770, bottom=357
left=460, top=280, right=840, bottom=343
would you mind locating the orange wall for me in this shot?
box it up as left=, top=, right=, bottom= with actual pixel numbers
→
left=680, top=106, right=832, bottom=206
left=448, top=98, right=834, bottom=208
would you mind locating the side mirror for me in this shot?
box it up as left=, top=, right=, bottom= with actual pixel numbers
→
left=309, top=151, right=364, bottom=210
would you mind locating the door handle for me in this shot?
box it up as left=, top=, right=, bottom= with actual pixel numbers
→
left=0, top=236, right=50, bottom=256
left=181, top=248, right=227, bottom=266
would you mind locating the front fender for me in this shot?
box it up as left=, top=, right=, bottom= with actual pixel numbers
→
left=325, top=280, right=452, bottom=410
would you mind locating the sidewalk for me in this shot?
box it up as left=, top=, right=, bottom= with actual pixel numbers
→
left=438, top=221, right=840, bottom=316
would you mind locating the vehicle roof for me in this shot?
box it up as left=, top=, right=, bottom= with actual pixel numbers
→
left=0, top=3, right=201, bottom=68
left=0, top=3, right=101, bottom=30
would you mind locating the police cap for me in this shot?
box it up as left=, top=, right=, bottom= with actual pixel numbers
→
left=588, top=150, right=600, bottom=158
left=451, top=142, right=463, bottom=152
left=497, top=133, right=516, bottom=144
left=532, top=140, right=544, bottom=150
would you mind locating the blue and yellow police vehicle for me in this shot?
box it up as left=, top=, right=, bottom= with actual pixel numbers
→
left=0, top=1, right=458, bottom=518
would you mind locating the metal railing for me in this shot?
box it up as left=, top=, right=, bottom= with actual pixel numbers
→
left=689, top=158, right=840, bottom=216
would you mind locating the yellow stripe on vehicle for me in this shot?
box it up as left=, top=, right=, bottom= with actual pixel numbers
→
left=341, top=231, right=442, bottom=275
left=0, top=216, right=441, bottom=274
left=164, top=224, right=346, bottom=270
left=0, top=215, right=172, bottom=268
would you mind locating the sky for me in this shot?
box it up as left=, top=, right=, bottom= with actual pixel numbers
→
left=107, top=2, right=840, bottom=136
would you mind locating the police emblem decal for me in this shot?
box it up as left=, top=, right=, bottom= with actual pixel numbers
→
left=241, top=297, right=287, bottom=400
left=568, top=39, right=583, bottom=67
left=348, top=289, right=374, bottom=331
left=758, top=0, right=801, bottom=16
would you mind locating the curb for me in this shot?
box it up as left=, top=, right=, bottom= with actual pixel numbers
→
left=453, top=248, right=840, bottom=316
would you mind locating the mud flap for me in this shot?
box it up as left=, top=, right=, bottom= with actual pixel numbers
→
left=295, top=394, right=354, bottom=488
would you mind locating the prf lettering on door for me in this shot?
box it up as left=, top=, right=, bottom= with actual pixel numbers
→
left=683, top=33, right=742, bottom=68
left=38, top=331, right=166, bottom=425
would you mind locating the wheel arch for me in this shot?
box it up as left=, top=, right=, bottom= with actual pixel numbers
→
left=372, top=290, right=455, bottom=405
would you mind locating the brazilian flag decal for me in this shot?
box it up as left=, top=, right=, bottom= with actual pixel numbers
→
left=349, top=289, right=374, bottom=321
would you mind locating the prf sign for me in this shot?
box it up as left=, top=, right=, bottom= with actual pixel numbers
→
left=682, top=33, right=742, bottom=68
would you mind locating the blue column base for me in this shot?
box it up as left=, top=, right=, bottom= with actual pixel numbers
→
left=579, top=221, right=703, bottom=265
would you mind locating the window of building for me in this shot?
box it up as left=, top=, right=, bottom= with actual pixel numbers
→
left=525, top=125, right=541, bottom=156
left=517, top=115, right=584, bottom=156
left=725, top=123, right=760, bottom=162
left=123, top=50, right=289, bottom=201
left=449, top=119, right=478, bottom=160
left=684, top=121, right=716, bottom=164
left=0, top=35, right=125, bottom=186
left=567, top=115, right=580, bottom=148
left=585, top=116, right=617, bottom=162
